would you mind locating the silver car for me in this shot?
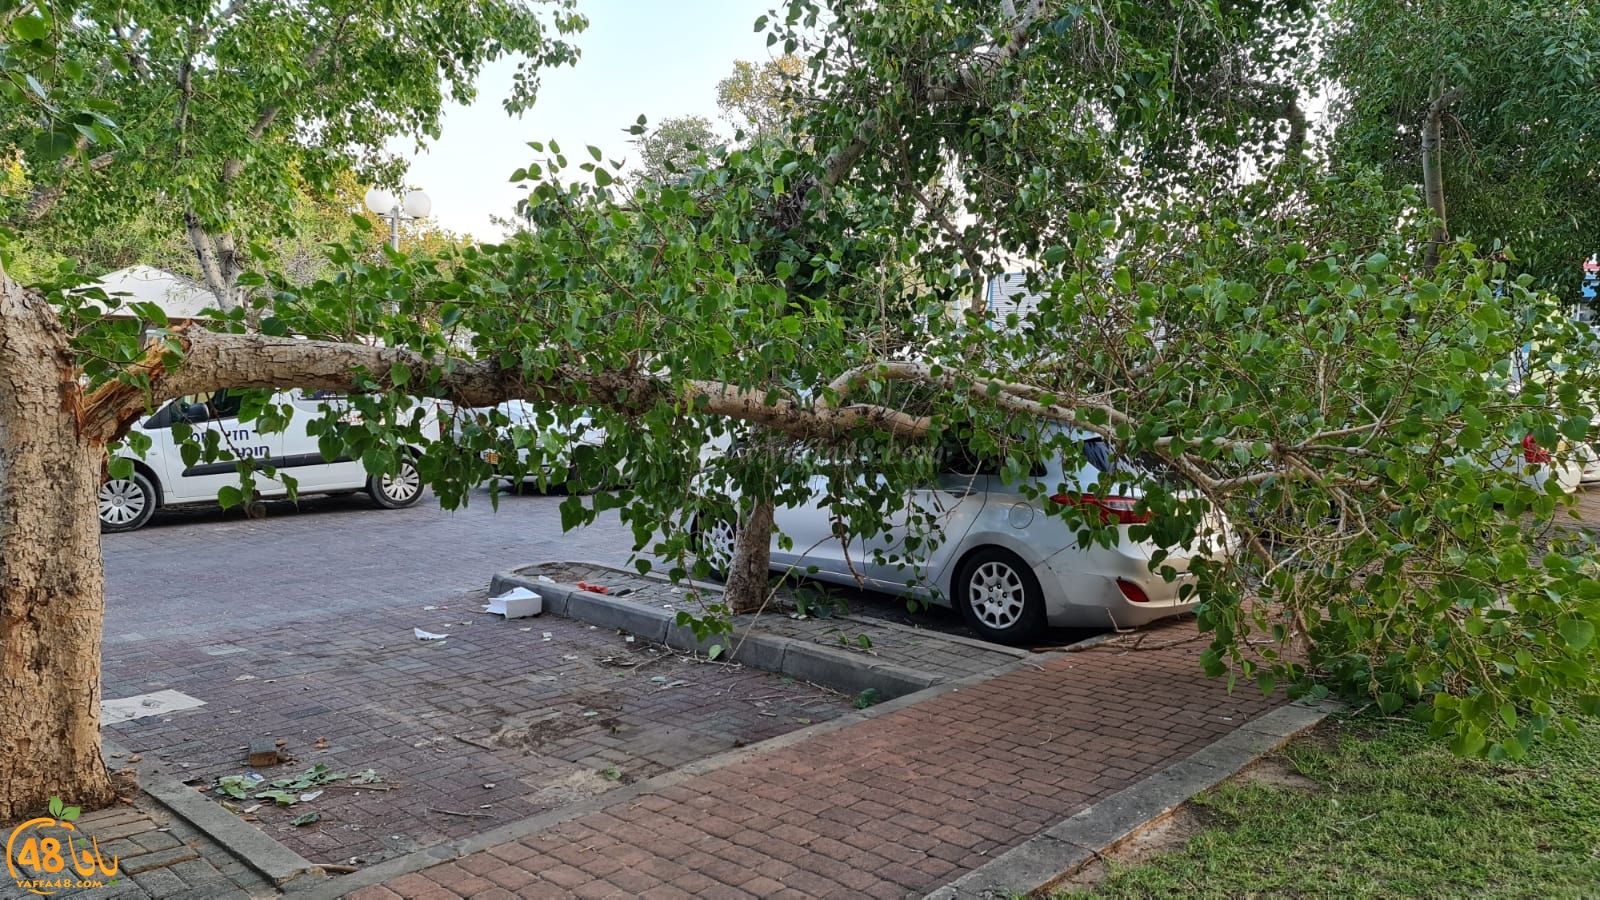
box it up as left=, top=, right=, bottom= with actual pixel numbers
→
left=699, top=430, right=1235, bottom=644
left=453, top=400, right=607, bottom=491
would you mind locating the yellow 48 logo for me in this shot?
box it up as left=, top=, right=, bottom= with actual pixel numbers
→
left=6, top=797, right=119, bottom=896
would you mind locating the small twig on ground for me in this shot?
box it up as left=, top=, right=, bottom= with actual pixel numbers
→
left=322, top=781, right=394, bottom=792
left=451, top=734, right=498, bottom=752
left=315, top=863, right=361, bottom=874
left=427, top=807, right=494, bottom=819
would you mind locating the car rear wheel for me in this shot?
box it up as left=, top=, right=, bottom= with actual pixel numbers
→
left=955, top=547, right=1045, bottom=645
left=99, top=471, right=158, bottom=533
left=695, top=517, right=738, bottom=579
left=368, top=456, right=423, bottom=509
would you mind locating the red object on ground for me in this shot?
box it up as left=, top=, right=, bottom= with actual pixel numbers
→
left=576, top=581, right=609, bottom=594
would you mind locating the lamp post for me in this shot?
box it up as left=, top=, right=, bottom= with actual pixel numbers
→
left=363, top=187, right=433, bottom=251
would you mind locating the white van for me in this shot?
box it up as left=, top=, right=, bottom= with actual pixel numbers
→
left=99, top=389, right=439, bottom=532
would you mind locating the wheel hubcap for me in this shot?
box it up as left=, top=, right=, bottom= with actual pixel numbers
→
left=968, top=561, right=1026, bottom=629
left=98, top=479, right=147, bottom=525
left=382, top=462, right=421, bottom=502
left=705, top=520, right=737, bottom=569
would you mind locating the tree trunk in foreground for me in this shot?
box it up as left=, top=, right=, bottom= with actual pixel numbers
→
left=723, top=501, right=775, bottom=615
left=0, top=276, right=115, bottom=819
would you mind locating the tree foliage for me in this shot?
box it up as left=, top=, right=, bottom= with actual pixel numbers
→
left=1325, top=0, right=1600, bottom=296
left=629, top=114, right=721, bottom=187
left=1, top=0, right=584, bottom=307
left=715, top=54, right=806, bottom=141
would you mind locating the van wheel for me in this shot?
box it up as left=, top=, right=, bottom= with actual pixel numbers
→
left=955, top=547, right=1046, bottom=645
left=368, top=456, right=423, bottom=509
left=99, top=471, right=158, bottom=533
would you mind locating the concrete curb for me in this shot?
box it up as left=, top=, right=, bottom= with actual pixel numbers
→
left=491, top=569, right=956, bottom=701
left=102, top=735, right=326, bottom=891
left=295, top=643, right=1078, bottom=900
left=922, top=699, right=1342, bottom=900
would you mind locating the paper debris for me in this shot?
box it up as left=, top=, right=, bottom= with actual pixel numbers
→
left=413, top=628, right=449, bottom=640
left=299, top=790, right=324, bottom=802
left=484, top=587, right=542, bottom=619
left=542, top=632, right=553, bottom=641
left=537, top=575, right=557, bottom=584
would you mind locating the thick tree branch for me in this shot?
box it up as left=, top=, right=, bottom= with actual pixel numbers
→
left=78, top=332, right=935, bottom=445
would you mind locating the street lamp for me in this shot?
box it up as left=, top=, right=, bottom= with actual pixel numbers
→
left=363, top=187, right=433, bottom=251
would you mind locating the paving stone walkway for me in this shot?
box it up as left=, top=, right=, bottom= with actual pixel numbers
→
left=99, top=595, right=856, bottom=872
left=352, top=616, right=1284, bottom=899
left=27, top=794, right=273, bottom=900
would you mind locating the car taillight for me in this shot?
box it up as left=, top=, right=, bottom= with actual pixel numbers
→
left=1115, top=579, right=1151, bottom=603
left=1522, top=433, right=1551, bottom=464
left=1050, top=494, right=1151, bottom=525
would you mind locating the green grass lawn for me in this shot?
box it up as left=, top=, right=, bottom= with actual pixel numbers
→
left=1061, top=709, right=1600, bottom=899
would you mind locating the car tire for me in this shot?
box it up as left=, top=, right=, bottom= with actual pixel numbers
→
left=368, top=455, right=423, bottom=509
left=694, top=517, right=738, bottom=579
left=954, top=547, right=1046, bottom=645
left=99, top=470, right=158, bottom=533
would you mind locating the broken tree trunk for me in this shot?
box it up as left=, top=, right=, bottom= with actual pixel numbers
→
left=0, top=274, right=116, bottom=819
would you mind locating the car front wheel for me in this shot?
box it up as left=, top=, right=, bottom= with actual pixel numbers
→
left=955, top=547, right=1046, bottom=645
left=99, top=471, right=158, bottom=533
left=368, top=456, right=423, bottom=509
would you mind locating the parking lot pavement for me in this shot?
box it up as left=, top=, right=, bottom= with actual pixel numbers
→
left=100, top=489, right=639, bottom=645
left=101, top=590, right=857, bottom=871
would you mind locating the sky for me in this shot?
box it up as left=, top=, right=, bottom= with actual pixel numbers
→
left=393, top=0, right=777, bottom=241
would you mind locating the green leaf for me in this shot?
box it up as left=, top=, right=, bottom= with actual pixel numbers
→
left=60, top=807, right=80, bottom=822
left=595, top=168, right=613, bottom=187
left=289, top=812, right=320, bottom=826
left=1558, top=617, right=1594, bottom=652
left=48, top=797, right=63, bottom=818
left=13, top=14, right=48, bottom=41
left=107, top=457, right=133, bottom=480
left=389, top=362, right=411, bottom=386
left=707, top=644, right=724, bottom=661
left=350, top=212, right=373, bottom=232
left=217, top=485, right=244, bottom=510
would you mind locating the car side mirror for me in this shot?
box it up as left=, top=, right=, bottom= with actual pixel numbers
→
left=183, top=402, right=213, bottom=423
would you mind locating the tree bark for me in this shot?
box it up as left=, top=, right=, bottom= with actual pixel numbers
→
left=184, top=211, right=243, bottom=312
left=0, top=275, right=116, bottom=820
left=1421, top=82, right=1464, bottom=270
left=723, top=501, right=775, bottom=615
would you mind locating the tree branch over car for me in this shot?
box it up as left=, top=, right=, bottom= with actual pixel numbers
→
left=1, top=0, right=1598, bottom=822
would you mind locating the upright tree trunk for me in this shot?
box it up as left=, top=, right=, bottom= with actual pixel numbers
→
left=184, top=210, right=243, bottom=312
left=1420, top=81, right=1464, bottom=271
left=0, top=275, right=115, bottom=820
left=723, top=501, right=775, bottom=615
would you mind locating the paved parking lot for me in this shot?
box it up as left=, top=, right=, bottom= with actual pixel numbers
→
left=102, top=591, right=855, bottom=868
left=100, top=489, right=639, bottom=645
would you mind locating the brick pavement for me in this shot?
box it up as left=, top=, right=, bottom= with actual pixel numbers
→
left=100, top=596, right=855, bottom=871
left=359, top=617, right=1284, bottom=899
left=26, top=795, right=274, bottom=900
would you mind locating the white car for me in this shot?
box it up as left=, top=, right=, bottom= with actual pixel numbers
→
left=697, top=429, right=1236, bottom=644
left=98, top=389, right=439, bottom=532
